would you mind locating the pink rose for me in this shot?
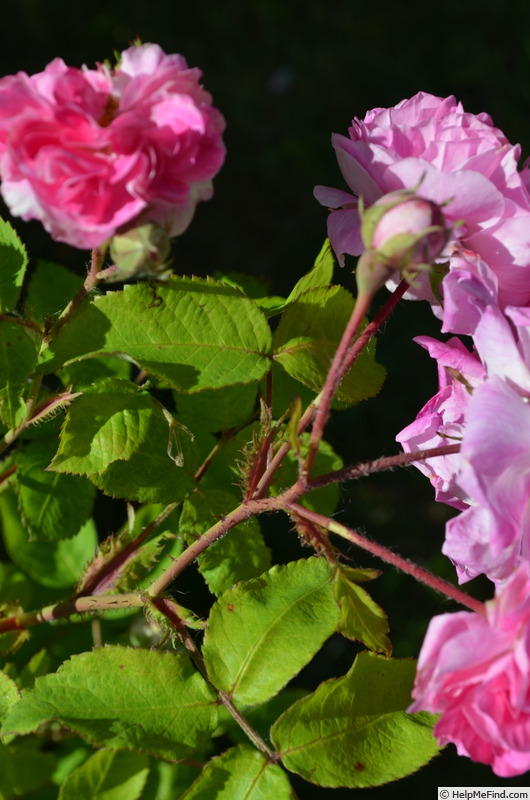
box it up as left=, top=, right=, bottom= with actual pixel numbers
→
left=444, top=376, right=530, bottom=583
left=396, top=335, right=485, bottom=510
left=409, top=562, right=530, bottom=777
left=314, top=92, right=530, bottom=306
left=439, top=249, right=498, bottom=336
left=0, top=44, right=225, bottom=249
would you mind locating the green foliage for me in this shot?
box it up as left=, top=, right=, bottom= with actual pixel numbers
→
left=0, top=319, right=38, bottom=429
left=180, top=489, right=271, bottom=595
left=0, top=737, right=55, bottom=798
left=26, top=260, right=83, bottom=321
left=203, top=557, right=340, bottom=704
left=271, top=651, right=439, bottom=787
left=0, top=490, right=98, bottom=588
left=58, top=749, right=150, bottom=800
left=285, top=237, right=335, bottom=303
left=0, top=224, right=442, bottom=797
left=271, top=432, right=343, bottom=515
left=182, top=745, right=295, bottom=799
left=174, top=381, right=258, bottom=433
left=90, top=410, right=214, bottom=504
left=0, top=670, right=19, bottom=736
left=0, top=218, right=28, bottom=314
left=50, top=378, right=154, bottom=476
left=333, top=565, right=392, bottom=655
left=3, top=646, right=219, bottom=760
left=38, top=276, right=273, bottom=391
left=273, top=284, right=386, bottom=404
left=16, top=438, right=96, bottom=541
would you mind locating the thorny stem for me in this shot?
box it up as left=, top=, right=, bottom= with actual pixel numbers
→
left=218, top=691, right=277, bottom=760
left=147, top=486, right=302, bottom=597
left=77, top=502, right=179, bottom=597
left=44, top=245, right=108, bottom=342
left=304, top=291, right=372, bottom=477
left=306, top=443, right=461, bottom=492
left=252, top=280, right=409, bottom=499
left=152, top=596, right=277, bottom=760
left=287, top=503, right=486, bottom=615
left=0, top=443, right=463, bottom=634
left=0, top=374, right=45, bottom=458
left=0, top=593, right=144, bottom=634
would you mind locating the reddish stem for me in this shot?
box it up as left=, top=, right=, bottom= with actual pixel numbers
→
left=77, top=502, right=178, bottom=597
left=253, top=280, right=409, bottom=499
left=304, top=291, right=372, bottom=476
left=287, top=502, right=486, bottom=615
left=306, top=443, right=461, bottom=492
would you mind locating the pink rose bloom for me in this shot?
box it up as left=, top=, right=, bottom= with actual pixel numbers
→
left=444, top=376, right=530, bottom=583
left=439, top=249, right=498, bottom=336
left=0, top=44, right=225, bottom=249
left=315, top=92, right=530, bottom=307
left=396, top=335, right=485, bottom=510
left=409, top=562, right=530, bottom=777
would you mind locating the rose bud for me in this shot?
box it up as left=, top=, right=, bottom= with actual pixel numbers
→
left=108, top=222, right=172, bottom=282
left=356, top=190, right=451, bottom=298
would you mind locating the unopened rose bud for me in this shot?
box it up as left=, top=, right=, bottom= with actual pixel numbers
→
left=108, top=223, right=172, bottom=282
left=356, top=190, right=451, bottom=298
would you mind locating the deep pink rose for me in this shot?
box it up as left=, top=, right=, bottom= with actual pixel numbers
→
left=396, top=335, right=485, bottom=510
left=0, top=44, right=226, bottom=249
left=409, top=562, right=530, bottom=777
left=315, top=92, right=530, bottom=306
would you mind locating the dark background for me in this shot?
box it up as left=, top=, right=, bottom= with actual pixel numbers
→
left=2, top=0, right=530, bottom=796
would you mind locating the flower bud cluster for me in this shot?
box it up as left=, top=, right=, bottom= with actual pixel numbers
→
left=315, top=92, right=530, bottom=776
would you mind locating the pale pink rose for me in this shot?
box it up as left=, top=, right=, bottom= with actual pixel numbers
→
left=0, top=44, right=225, bottom=249
left=396, top=336, right=484, bottom=510
left=409, top=562, right=530, bottom=777
left=439, top=249, right=498, bottom=336
left=444, top=376, right=530, bottom=583
left=314, top=92, right=530, bottom=306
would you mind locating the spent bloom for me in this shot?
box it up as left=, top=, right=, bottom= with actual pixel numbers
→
left=0, top=43, right=226, bottom=249
left=409, top=562, right=530, bottom=777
